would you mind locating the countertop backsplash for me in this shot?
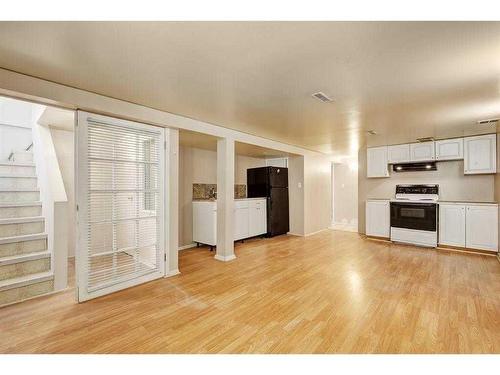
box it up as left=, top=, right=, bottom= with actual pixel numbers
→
left=193, top=183, right=247, bottom=200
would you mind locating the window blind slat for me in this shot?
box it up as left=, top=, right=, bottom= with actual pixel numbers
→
left=85, top=119, right=162, bottom=292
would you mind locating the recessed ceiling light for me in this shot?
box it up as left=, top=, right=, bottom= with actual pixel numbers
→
left=477, top=118, right=499, bottom=125
left=311, top=92, right=333, bottom=103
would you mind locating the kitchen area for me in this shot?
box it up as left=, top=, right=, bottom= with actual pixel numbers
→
left=361, top=133, right=499, bottom=254
left=179, top=130, right=294, bottom=256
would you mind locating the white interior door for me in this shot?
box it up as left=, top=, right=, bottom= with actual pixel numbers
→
left=76, top=111, right=165, bottom=302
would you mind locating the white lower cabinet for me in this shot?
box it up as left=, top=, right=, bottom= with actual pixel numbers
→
left=193, top=198, right=267, bottom=246
left=465, top=204, right=498, bottom=251
left=439, top=203, right=498, bottom=252
left=249, top=199, right=267, bottom=237
left=234, top=201, right=250, bottom=241
left=366, top=200, right=390, bottom=238
left=439, top=204, right=466, bottom=247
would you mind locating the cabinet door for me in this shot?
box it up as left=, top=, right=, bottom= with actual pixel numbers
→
left=439, top=204, right=466, bottom=247
left=464, top=134, right=497, bottom=174
left=465, top=205, right=498, bottom=251
left=366, top=201, right=390, bottom=238
left=410, top=141, right=435, bottom=161
left=388, top=144, right=410, bottom=164
left=234, top=207, right=249, bottom=240
left=249, top=200, right=267, bottom=236
left=435, top=138, right=463, bottom=161
left=192, top=202, right=217, bottom=246
left=367, top=146, right=389, bottom=178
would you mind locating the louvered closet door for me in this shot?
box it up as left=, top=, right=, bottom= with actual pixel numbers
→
left=76, top=111, right=165, bottom=302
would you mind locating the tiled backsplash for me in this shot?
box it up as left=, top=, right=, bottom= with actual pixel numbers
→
left=193, top=183, right=247, bottom=200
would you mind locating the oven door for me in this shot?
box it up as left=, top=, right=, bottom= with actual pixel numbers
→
left=390, top=202, right=437, bottom=232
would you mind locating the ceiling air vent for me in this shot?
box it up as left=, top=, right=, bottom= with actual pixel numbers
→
left=367, top=130, right=377, bottom=135
left=477, top=118, right=499, bottom=125
left=311, top=92, right=333, bottom=103
left=416, top=137, right=435, bottom=143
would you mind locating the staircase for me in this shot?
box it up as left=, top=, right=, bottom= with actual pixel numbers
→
left=0, top=149, right=53, bottom=306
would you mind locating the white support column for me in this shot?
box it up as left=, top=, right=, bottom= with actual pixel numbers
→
left=165, top=128, right=180, bottom=276
left=215, top=137, right=236, bottom=261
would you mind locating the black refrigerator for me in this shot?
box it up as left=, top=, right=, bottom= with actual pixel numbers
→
left=247, top=166, right=289, bottom=237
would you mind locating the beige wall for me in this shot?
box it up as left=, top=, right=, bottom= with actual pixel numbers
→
left=288, top=155, right=305, bottom=236
left=304, top=154, right=332, bottom=235
left=178, top=145, right=266, bottom=247
left=50, top=127, right=75, bottom=257
left=358, top=146, right=496, bottom=234
left=333, top=161, right=358, bottom=229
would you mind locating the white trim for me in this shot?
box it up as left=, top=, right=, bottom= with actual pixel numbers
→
left=165, top=269, right=180, bottom=277
left=214, top=254, right=237, bottom=262
left=330, top=222, right=358, bottom=233
left=76, top=111, right=166, bottom=302
left=178, top=243, right=197, bottom=251
left=286, top=232, right=304, bottom=237
left=304, top=228, right=330, bottom=237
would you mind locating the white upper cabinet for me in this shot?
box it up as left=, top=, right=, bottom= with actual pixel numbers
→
left=464, top=134, right=497, bottom=174
left=439, top=204, right=466, bottom=247
left=410, top=141, right=435, bottom=162
left=465, top=204, right=498, bottom=251
left=435, top=138, right=463, bottom=161
left=388, top=144, right=410, bottom=164
left=367, top=146, right=389, bottom=178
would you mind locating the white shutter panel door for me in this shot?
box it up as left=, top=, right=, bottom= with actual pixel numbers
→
left=76, top=111, right=165, bottom=302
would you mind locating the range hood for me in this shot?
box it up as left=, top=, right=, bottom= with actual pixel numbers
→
left=393, top=162, right=437, bottom=172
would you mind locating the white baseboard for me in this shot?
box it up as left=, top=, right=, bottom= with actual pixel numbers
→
left=214, top=254, right=236, bottom=262
left=330, top=222, right=358, bottom=233
left=165, top=269, right=180, bottom=277
left=304, top=228, right=330, bottom=237
left=287, top=232, right=304, bottom=237
left=178, top=243, right=197, bottom=251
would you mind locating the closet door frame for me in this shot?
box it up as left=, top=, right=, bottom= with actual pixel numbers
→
left=76, top=111, right=167, bottom=302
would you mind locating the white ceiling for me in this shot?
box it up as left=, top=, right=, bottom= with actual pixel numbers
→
left=0, top=22, right=500, bottom=157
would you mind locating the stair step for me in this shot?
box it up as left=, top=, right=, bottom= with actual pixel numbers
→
left=0, top=188, right=39, bottom=192
left=0, top=271, right=53, bottom=292
left=0, top=232, right=47, bottom=245
left=0, top=164, right=36, bottom=176
left=0, top=233, right=47, bottom=258
left=0, top=216, right=44, bottom=225
left=0, top=191, right=40, bottom=204
left=0, top=216, right=45, bottom=237
left=0, top=177, right=38, bottom=190
left=0, top=271, right=54, bottom=306
left=12, top=151, right=34, bottom=163
left=0, top=202, right=42, bottom=219
left=0, top=201, right=41, bottom=208
left=0, top=250, right=50, bottom=266
left=0, top=174, right=37, bottom=178
left=0, top=250, right=51, bottom=281
left=0, top=161, right=35, bottom=167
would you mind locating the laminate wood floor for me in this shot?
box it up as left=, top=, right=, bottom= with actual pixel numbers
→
left=0, top=230, right=499, bottom=353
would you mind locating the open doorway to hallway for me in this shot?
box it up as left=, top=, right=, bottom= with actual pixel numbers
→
left=0, top=95, right=75, bottom=306
left=331, top=157, right=359, bottom=233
